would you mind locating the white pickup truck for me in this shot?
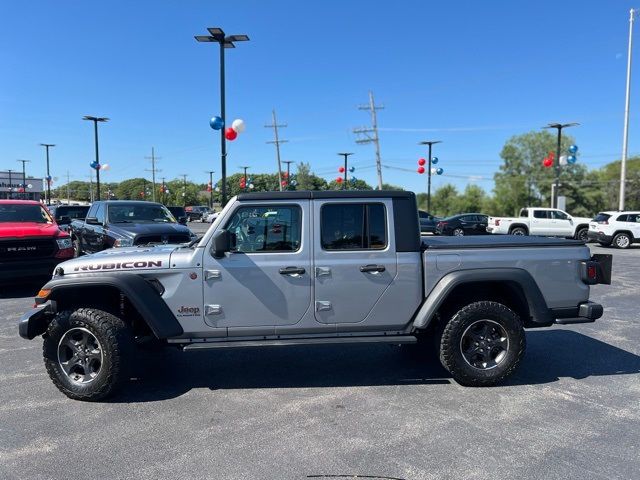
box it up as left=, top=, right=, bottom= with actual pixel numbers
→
left=487, top=207, right=591, bottom=241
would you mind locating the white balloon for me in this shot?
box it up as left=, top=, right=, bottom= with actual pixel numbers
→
left=101, top=163, right=110, bottom=171
left=559, top=155, right=568, bottom=166
left=430, top=167, right=437, bottom=175
left=249, top=183, right=254, bottom=189
left=231, top=119, right=246, bottom=133
left=27, top=184, right=33, bottom=189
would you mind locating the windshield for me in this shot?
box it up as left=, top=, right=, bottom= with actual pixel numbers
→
left=108, top=204, right=176, bottom=223
left=0, top=204, right=53, bottom=224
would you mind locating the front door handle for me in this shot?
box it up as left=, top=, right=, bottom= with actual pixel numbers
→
left=359, top=264, right=385, bottom=273
left=279, top=266, right=306, bottom=276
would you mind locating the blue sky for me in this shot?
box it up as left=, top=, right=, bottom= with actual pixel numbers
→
left=1, top=0, right=638, bottom=194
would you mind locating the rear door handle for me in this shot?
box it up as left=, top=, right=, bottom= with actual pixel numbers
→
left=279, top=266, right=306, bottom=276
left=359, top=264, right=385, bottom=273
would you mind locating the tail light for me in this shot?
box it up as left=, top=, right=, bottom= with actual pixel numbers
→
left=495, top=219, right=501, bottom=226
left=437, top=221, right=447, bottom=228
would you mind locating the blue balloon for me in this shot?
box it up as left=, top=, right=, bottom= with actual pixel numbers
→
left=431, top=157, right=439, bottom=165
left=349, top=166, right=355, bottom=173
left=568, top=144, right=578, bottom=154
left=350, top=176, right=357, bottom=183
left=90, top=161, right=98, bottom=169
left=567, top=155, right=577, bottom=164
left=436, top=167, right=444, bottom=175
left=209, top=116, right=224, bottom=130
left=290, top=180, right=298, bottom=187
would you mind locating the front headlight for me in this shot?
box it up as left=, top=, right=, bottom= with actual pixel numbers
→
left=56, top=238, right=73, bottom=249
left=114, top=238, right=134, bottom=247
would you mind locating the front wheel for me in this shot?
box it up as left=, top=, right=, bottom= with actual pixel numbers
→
left=575, top=227, right=589, bottom=242
left=43, top=308, right=133, bottom=401
left=439, top=301, right=525, bottom=386
left=613, top=232, right=632, bottom=249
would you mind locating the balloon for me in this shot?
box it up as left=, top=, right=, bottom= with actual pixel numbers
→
left=249, top=183, right=254, bottom=189
left=349, top=166, right=355, bottom=173
left=90, top=161, right=97, bottom=169
left=283, top=171, right=289, bottom=178
left=431, top=157, right=439, bottom=165
left=543, top=158, right=553, bottom=168
left=559, top=155, right=568, bottom=166
left=290, top=180, right=298, bottom=187
left=338, top=166, right=345, bottom=173
left=336, top=177, right=343, bottom=183
left=210, top=116, right=224, bottom=130
left=567, top=155, right=577, bottom=164
left=225, top=128, right=238, bottom=140
left=231, top=119, right=246, bottom=133
left=101, top=163, right=110, bottom=171
left=27, top=184, right=33, bottom=189
left=417, top=166, right=425, bottom=174
left=281, top=180, right=288, bottom=187
left=418, top=158, right=426, bottom=166
left=431, top=167, right=437, bottom=174
left=436, top=168, right=443, bottom=175
left=568, top=144, right=578, bottom=154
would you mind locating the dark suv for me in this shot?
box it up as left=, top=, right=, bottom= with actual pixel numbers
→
left=70, top=201, right=194, bottom=255
left=48, top=204, right=90, bottom=232
left=167, top=206, right=188, bottom=225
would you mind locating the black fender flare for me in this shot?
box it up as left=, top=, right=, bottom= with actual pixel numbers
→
left=40, top=274, right=183, bottom=338
left=412, top=268, right=552, bottom=329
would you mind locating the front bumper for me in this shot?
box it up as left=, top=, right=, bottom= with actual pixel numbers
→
left=18, top=302, right=54, bottom=339
left=552, top=301, right=604, bottom=325
left=0, top=258, right=60, bottom=283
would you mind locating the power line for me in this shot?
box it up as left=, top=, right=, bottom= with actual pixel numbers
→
left=265, top=109, right=287, bottom=191
left=353, top=91, right=384, bottom=189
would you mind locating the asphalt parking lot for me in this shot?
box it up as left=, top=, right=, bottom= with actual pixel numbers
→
left=1, top=235, right=639, bottom=480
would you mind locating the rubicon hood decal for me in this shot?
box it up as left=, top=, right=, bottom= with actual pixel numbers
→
left=58, top=246, right=175, bottom=273
left=73, top=260, right=163, bottom=272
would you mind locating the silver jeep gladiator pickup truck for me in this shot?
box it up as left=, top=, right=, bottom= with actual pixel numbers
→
left=19, top=191, right=612, bottom=401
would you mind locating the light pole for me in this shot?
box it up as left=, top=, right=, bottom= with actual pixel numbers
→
left=544, top=123, right=578, bottom=209
left=83, top=116, right=108, bottom=201
left=238, top=166, right=250, bottom=191
left=282, top=160, right=294, bottom=188
left=195, top=27, right=249, bottom=207
left=40, top=143, right=55, bottom=205
left=180, top=174, right=188, bottom=207
left=620, top=9, right=639, bottom=211
left=206, top=170, right=215, bottom=207
left=337, top=153, right=353, bottom=190
left=6, top=169, right=13, bottom=199
left=17, top=160, right=30, bottom=200
left=419, top=141, right=442, bottom=213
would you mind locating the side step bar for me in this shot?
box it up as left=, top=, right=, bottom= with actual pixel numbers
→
left=182, top=335, right=417, bottom=351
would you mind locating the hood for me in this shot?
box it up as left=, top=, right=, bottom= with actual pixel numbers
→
left=108, top=222, right=192, bottom=238
left=57, top=244, right=180, bottom=274
left=0, top=222, right=64, bottom=239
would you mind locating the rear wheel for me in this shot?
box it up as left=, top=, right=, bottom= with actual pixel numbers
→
left=43, top=308, right=133, bottom=401
left=613, top=232, right=632, bottom=249
left=510, top=227, right=528, bottom=236
left=439, top=301, right=525, bottom=386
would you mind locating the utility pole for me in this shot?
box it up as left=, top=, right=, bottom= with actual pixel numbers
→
left=205, top=171, right=215, bottom=207
left=40, top=143, right=55, bottom=205
left=145, top=147, right=161, bottom=202
left=238, top=166, right=250, bottom=191
left=337, top=153, right=354, bottom=190
left=17, top=160, right=30, bottom=200
left=282, top=160, right=294, bottom=188
left=88, top=172, right=94, bottom=202
left=544, top=123, right=579, bottom=209
left=265, top=109, right=287, bottom=191
left=7, top=169, right=13, bottom=199
left=354, top=91, right=384, bottom=189
left=620, top=9, right=638, bottom=211
left=66, top=171, right=71, bottom=204
left=180, top=174, right=188, bottom=207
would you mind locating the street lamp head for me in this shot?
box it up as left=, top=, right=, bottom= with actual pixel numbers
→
left=419, top=140, right=442, bottom=146
left=195, top=35, right=215, bottom=42
left=337, top=152, right=354, bottom=156
left=83, top=116, right=109, bottom=122
left=545, top=122, right=579, bottom=129
left=207, top=27, right=225, bottom=37
left=227, top=34, right=249, bottom=42
left=40, top=143, right=56, bottom=147
left=223, top=42, right=236, bottom=49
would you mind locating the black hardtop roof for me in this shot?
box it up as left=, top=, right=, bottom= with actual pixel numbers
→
left=236, top=190, right=415, bottom=201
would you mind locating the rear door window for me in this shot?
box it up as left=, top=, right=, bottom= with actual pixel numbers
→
left=321, top=203, right=387, bottom=250
left=533, top=210, right=549, bottom=219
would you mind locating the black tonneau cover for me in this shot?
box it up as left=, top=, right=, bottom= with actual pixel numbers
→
left=422, top=235, right=585, bottom=250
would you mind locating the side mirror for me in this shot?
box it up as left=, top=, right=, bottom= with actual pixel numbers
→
left=59, top=215, right=71, bottom=225
left=212, top=229, right=236, bottom=258
left=178, top=217, right=187, bottom=225
left=86, top=217, right=100, bottom=225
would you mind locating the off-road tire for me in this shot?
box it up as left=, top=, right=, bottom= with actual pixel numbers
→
left=575, top=227, right=589, bottom=242
left=510, top=227, right=528, bottom=236
left=613, top=232, right=632, bottom=249
left=439, top=301, right=525, bottom=387
left=43, top=308, right=133, bottom=401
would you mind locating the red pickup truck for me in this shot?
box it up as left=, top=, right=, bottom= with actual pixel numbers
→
left=0, top=200, right=74, bottom=282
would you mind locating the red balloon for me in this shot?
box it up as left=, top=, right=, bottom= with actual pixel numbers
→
left=336, top=177, right=343, bottom=183
left=225, top=127, right=238, bottom=141
left=281, top=180, right=287, bottom=186
left=338, top=166, right=345, bottom=173
left=283, top=171, right=289, bottom=178
left=543, top=158, right=553, bottom=168
left=418, top=158, right=426, bottom=166
left=417, top=166, right=425, bottom=174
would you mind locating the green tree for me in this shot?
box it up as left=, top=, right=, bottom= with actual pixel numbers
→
left=598, top=157, right=640, bottom=210
left=327, top=178, right=373, bottom=190
left=293, top=162, right=328, bottom=191
left=430, top=184, right=460, bottom=217
left=381, top=183, right=404, bottom=191
left=454, top=184, right=487, bottom=213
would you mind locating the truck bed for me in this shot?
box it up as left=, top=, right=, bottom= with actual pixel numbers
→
left=422, top=235, right=584, bottom=249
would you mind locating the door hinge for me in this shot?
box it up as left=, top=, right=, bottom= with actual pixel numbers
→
left=315, top=301, right=332, bottom=311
